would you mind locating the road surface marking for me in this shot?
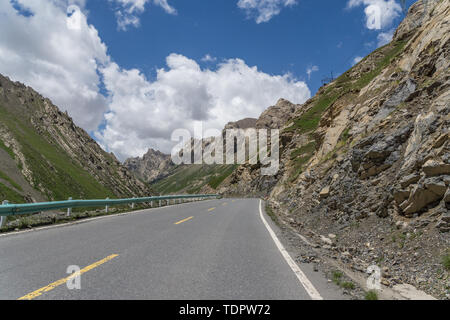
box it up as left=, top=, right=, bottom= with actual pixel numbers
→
left=0, top=199, right=217, bottom=239
left=175, top=216, right=194, bottom=224
left=18, top=254, right=119, bottom=300
left=259, top=200, right=323, bottom=300
left=232, top=200, right=235, bottom=202
left=222, top=202, right=228, bottom=206
left=208, top=207, right=216, bottom=212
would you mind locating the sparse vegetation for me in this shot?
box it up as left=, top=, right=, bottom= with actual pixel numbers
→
left=0, top=139, right=15, bottom=159
left=0, top=104, right=114, bottom=201
left=285, top=90, right=339, bottom=134
left=265, top=203, right=280, bottom=226
left=341, top=281, right=355, bottom=290
left=152, top=164, right=236, bottom=194
left=208, top=164, right=238, bottom=189
left=365, top=290, right=379, bottom=300
left=332, top=270, right=343, bottom=285
left=442, top=253, right=450, bottom=271
left=0, top=181, right=25, bottom=203
left=289, top=141, right=316, bottom=182
left=0, top=169, right=23, bottom=191
left=330, top=270, right=355, bottom=290
left=285, top=38, right=408, bottom=138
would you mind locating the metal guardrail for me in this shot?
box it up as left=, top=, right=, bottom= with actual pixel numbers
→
left=0, top=194, right=220, bottom=227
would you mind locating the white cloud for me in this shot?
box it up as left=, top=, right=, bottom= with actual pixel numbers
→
left=352, top=56, right=363, bottom=66
left=0, top=0, right=311, bottom=161
left=306, top=65, right=319, bottom=80
left=347, top=0, right=402, bottom=30
left=377, top=28, right=394, bottom=46
left=97, top=54, right=311, bottom=160
left=112, top=0, right=177, bottom=31
left=154, top=0, right=176, bottom=14
left=201, top=54, right=217, bottom=63
left=237, top=0, right=297, bottom=23
left=0, top=0, right=109, bottom=131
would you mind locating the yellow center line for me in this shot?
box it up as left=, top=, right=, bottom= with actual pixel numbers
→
left=208, top=207, right=216, bottom=212
left=174, top=216, right=194, bottom=224
left=232, top=200, right=235, bottom=202
left=18, top=254, right=119, bottom=300
left=222, top=202, right=228, bottom=206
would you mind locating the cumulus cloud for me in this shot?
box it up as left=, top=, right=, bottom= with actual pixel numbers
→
left=0, top=0, right=109, bottom=131
left=306, top=65, right=319, bottom=80
left=0, top=0, right=311, bottom=161
left=352, top=56, right=363, bottom=66
left=237, top=0, right=297, bottom=23
left=112, top=0, right=177, bottom=31
left=347, top=0, right=402, bottom=30
left=201, top=54, right=217, bottom=63
left=97, top=54, right=310, bottom=160
left=377, top=28, right=395, bottom=46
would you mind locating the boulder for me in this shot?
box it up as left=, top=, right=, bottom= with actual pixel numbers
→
left=423, top=177, right=447, bottom=197
left=401, top=185, right=441, bottom=215
left=400, top=173, right=420, bottom=188
left=422, top=159, right=450, bottom=177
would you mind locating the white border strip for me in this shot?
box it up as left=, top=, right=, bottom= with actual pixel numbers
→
left=259, top=200, right=323, bottom=300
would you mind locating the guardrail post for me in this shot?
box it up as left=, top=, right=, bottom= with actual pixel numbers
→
left=0, top=200, right=8, bottom=228
left=131, top=198, right=135, bottom=209
left=105, top=197, right=109, bottom=213
left=159, top=200, right=161, bottom=207
left=67, top=197, right=72, bottom=217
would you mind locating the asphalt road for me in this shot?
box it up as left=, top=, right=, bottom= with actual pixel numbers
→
left=0, top=198, right=344, bottom=300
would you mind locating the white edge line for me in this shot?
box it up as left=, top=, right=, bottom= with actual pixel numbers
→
left=259, top=199, right=323, bottom=300
left=0, top=199, right=217, bottom=238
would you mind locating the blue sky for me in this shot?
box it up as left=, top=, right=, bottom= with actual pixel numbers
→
left=0, top=0, right=417, bottom=159
left=86, top=0, right=413, bottom=94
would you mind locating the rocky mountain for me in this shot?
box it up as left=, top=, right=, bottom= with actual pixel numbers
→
left=256, top=98, right=299, bottom=129
left=0, top=74, right=151, bottom=203
left=144, top=117, right=260, bottom=195
left=124, top=148, right=175, bottom=183
left=224, top=118, right=257, bottom=130
left=217, top=0, right=449, bottom=298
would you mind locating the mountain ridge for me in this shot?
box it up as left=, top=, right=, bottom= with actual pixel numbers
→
left=0, top=73, right=151, bottom=203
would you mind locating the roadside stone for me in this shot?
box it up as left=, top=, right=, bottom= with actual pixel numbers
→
left=320, top=186, right=331, bottom=199
left=320, top=235, right=333, bottom=245
left=392, top=284, right=436, bottom=300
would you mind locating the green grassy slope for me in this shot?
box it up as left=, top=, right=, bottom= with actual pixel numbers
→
left=0, top=104, right=115, bottom=202
left=152, top=164, right=237, bottom=194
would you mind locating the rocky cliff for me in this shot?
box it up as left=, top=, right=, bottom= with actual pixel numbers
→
left=0, top=74, right=151, bottom=203
left=220, top=0, right=449, bottom=298
left=124, top=148, right=175, bottom=183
